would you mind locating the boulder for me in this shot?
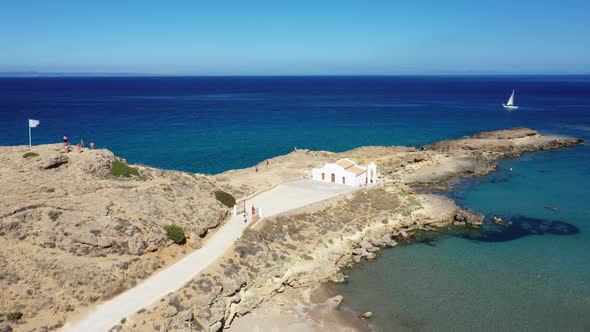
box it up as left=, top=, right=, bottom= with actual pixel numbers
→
left=188, top=236, right=203, bottom=250
left=39, top=153, right=68, bottom=169
left=78, top=150, right=114, bottom=178
left=162, top=304, right=178, bottom=318
left=326, top=295, right=344, bottom=310
left=97, top=237, right=114, bottom=248
left=384, top=238, right=398, bottom=247
left=360, top=311, right=373, bottom=319
left=128, top=234, right=146, bottom=255
left=209, top=322, right=222, bottom=332
left=330, top=272, right=346, bottom=283
left=361, top=241, right=374, bottom=250
left=454, top=209, right=484, bottom=226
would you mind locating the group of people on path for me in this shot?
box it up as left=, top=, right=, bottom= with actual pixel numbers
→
left=242, top=204, right=262, bottom=224
left=62, top=135, right=95, bottom=153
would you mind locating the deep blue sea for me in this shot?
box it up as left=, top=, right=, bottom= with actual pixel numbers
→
left=1, top=76, right=589, bottom=330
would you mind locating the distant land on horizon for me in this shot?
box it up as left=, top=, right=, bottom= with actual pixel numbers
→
left=1, top=72, right=589, bottom=78
left=0, top=71, right=165, bottom=77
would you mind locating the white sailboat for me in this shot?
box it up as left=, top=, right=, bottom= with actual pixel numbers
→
left=502, top=89, right=519, bottom=110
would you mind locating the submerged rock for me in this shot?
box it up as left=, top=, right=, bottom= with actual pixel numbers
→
left=326, top=295, right=344, bottom=310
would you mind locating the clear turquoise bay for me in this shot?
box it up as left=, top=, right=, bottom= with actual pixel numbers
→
left=1, top=76, right=589, bottom=331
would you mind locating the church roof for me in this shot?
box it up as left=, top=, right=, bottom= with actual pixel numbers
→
left=335, top=158, right=356, bottom=169
left=348, top=165, right=367, bottom=175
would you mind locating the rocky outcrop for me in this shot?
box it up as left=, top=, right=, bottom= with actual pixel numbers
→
left=0, top=128, right=582, bottom=330
left=123, top=128, right=582, bottom=332
left=426, top=128, right=582, bottom=156
left=125, top=189, right=482, bottom=331
left=0, top=144, right=232, bottom=330
left=391, top=128, right=583, bottom=188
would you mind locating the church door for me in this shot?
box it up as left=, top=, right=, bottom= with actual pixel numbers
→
left=331, top=173, right=335, bottom=183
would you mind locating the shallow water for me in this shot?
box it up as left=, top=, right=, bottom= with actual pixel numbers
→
left=330, top=145, right=590, bottom=331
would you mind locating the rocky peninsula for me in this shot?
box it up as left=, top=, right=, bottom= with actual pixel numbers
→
left=0, top=128, right=582, bottom=331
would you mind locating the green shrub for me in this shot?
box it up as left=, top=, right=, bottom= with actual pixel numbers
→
left=214, top=190, right=236, bottom=208
left=23, top=152, right=39, bottom=158
left=111, top=159, right=140, bottom=177
left=121, top=317, right=127, bottom=324
left=6, top=311, right=23, bottom=321
left=164, top=224, right=186, bottom=244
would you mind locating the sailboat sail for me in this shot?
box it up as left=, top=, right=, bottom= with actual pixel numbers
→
left=507, top=90, right=515, bottom=106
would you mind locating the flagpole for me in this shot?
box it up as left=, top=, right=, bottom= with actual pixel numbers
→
left=29, top=120, right=32, bottom=148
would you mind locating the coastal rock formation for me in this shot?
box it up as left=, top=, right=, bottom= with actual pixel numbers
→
left=427, top=127, right=582, bottom=156
left=125, top=188, right=480, bottom=331
left=0, top=128, right=582, bottom=330
left=121, top=128, right=582, bottom=332
left=396, top=128, right=582, bottom=187
left=0, top=144, right=230, bottom=329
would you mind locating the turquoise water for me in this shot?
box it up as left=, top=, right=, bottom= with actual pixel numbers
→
left=2, top=76, right=589, bottom=173
left=1, top=76, right=589, bottom=330
left=331, top=143, right=590, bottom=331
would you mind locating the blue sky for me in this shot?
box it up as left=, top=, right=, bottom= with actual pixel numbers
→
left=0, top=0, right=589, bottom=75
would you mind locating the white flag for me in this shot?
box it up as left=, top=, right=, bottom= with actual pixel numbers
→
left=29, top=119, right=40, bottom=128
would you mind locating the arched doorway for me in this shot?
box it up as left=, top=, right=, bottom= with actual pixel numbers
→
left=321, top=173, right=325, bottom=180
left=331, top=173, right=335, bottom=183
left=342, top=177, right=346, bottom=185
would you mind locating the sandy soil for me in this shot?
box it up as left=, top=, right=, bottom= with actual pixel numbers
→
left=228, top=287, right=367, bottom=332
left=61, top=179, right=357, bottom=332
left=0, top=128, right=581, bottom=332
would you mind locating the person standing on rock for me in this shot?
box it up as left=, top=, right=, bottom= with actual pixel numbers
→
left=63, top=135, right=69, bottom=146
left=80, top=137, right=86, bottom=148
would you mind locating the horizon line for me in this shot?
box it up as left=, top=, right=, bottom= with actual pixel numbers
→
left=1, top=72, right=590, bottom=78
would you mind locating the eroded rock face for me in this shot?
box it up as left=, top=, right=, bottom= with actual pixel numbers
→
left=126, top=188, right=477, bottom=331
left=426, top=127, right=581, bottom=156
left=123, top=128, right=582, bottom=332
left=0, top=144, right=231, bottom=329
left=0, top=128, right=582, bottom=330
left=470, top=127, right=538, bottom=139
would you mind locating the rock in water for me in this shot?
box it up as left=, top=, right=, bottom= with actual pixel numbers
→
left=326, top=295, right=344, bottom=310
left=361, top=311, right=373, bottom=319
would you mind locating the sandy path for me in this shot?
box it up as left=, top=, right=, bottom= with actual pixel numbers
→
left=61, top=179, right=354, bottom=332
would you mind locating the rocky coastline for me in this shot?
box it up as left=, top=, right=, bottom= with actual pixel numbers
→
left=124, top=128, right=581, bottom=332
left=0, top=128, right=582, bottom=331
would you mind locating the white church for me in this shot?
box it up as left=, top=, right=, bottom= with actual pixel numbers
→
left=311, top=158, right=377, bottom=187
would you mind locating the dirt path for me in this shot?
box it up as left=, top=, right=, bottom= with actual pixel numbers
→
left=61, top=179, right=354, bottom=332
